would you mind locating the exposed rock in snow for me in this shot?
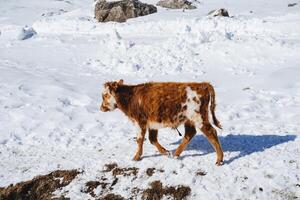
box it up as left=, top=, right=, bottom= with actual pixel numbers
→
left=288, top=3, right=297, bottom=7
left=208, top=8, right=229, bottom=17
left=94, top=0, right=157, bottom=22
left=18, top=26, right=37, bottom=40
left=156, top=0, right=196, bottom=10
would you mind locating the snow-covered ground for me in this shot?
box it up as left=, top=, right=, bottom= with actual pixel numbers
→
left=0, top=0, right=300, bottom=199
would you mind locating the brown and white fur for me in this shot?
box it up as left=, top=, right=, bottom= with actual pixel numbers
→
left=100, top=80, right=224, bottom=165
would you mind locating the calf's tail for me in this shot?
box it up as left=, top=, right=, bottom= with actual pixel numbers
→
left=208, top=84, right=222, bottom=129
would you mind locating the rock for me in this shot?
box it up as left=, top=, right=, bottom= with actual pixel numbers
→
left=207, top=8, right=229, bottom=17
left=156, top=0, right=196, bottom=9
left=18, top=26, right=37, bottom=40
left=288, top=3, right=297, bottom=7
left=94, top=0, right=157, bottom=23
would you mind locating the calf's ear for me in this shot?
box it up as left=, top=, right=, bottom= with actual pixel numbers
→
left=110, top=81, right=120, bottom=92
left=118, top=79, right=124, bottom=85
left=104, top=80, right=123, bottom=92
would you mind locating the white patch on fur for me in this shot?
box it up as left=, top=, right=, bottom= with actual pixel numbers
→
left=207, top=96, right=214, bottom=127
left=147, top=121, right=169, bottom=129
left=183, top=87, right=203, bottom=128
left=102, top=86, right=117, bottom=110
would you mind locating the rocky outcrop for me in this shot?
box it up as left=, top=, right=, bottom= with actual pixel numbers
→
left=94, top=0, right=157, bottom=23
left=207, top=8, right=229, bottom=17
left=156, top=0, right=196, bottom=9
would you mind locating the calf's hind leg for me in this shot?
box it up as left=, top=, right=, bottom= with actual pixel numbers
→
left=173, top=121, right=196, bottom=158
left=201, top=123, right=223, bottom=165
left=148, top=129, right=169, bottom=155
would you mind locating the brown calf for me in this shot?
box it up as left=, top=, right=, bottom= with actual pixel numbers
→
left=100, top=80, right=224, bottom=165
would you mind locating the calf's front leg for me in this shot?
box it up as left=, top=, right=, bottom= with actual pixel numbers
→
left=133, top=125, right=146, bottom=161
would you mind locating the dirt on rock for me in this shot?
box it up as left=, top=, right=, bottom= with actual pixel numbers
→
left=103, top=163, right=118, bottom=172
left=0, top=169, right=80, bottom=200
left=103, top=163, right=139, bottom=178
left=195, top=169, right=207, bottom=176
left=145, top=168, right=164, bottom=177
left=146, top=168, right=156, bottom=176
left=82, top=175, right=111, bottom=197
left=0, top=164, right=192, bottom=200
left=83, top=180, right=109, bottom=197
left=100, top=164, right=191, bottom=200
left=98, top=193, right=125, bottom=200
left=83, top=163, right=139, bottom=198
left=141, top=180, right=191, bottom=200
left=112, top=167, right=138, bottom=177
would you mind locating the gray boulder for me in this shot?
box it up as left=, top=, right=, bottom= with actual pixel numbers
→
left=156, top=0, right=196, bottom=9
left=94, top=0, right=157, bottom=22
left=207, top=8, right=229, bottom=17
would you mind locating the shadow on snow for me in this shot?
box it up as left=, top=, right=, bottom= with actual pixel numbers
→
left=169, top=134, right=296, bottom=164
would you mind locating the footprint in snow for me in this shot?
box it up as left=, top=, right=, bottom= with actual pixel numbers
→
left=41, top=9, right=67, bottom=17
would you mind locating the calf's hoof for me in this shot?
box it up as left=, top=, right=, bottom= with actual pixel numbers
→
left=162, top=150, right=172, bottom=157
left=133, top=154, right=141, bottom=161
left=215, top=159, right=223, bottom=166
left=173, top=152, right=181, bottom=158
left=172, top=152, right=181, bottom=159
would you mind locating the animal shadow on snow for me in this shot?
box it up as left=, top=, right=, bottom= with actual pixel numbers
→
left=170, top=134, right=296, bottom=164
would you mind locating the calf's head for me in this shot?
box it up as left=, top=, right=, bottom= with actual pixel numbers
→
left=100, top=79, right=123, bottom=112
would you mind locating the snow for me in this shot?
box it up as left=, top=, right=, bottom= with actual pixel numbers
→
left=0, top=0, right=300, bottom=199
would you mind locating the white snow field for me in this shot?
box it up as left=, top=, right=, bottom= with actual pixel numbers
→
left=0, top=0, right=300, bottom=199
